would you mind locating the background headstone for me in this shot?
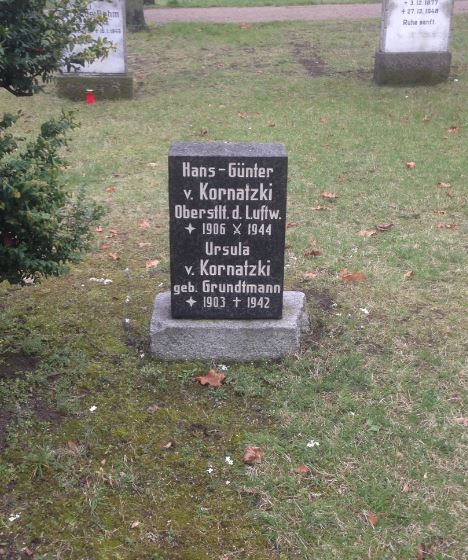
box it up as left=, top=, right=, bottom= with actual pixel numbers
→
left=374, top=0, right=454, bottom=84
left=56, top=0, right=133, bottom=100
left=168, top=143, right=287, bottom=320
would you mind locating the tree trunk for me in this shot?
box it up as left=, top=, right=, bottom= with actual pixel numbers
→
left=126, top=0, right=147, bottom=32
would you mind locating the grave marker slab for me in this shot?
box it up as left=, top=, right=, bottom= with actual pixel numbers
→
left=56, top=0, right=133, bottom=100
left=374, top=0, right=454, bottom=84
left=168, top=142, right=288, bottom=320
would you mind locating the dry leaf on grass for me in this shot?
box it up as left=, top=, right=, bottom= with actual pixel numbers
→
left=304, top=272, right=318, bottom=279
left=304, top=250, right=322, bottom=257
left=138, top=219, right=151, bottom=229
left=366, top=512, right=379, bottom=526
left=105, top=186, right=116, bottom=193
left=108, top=252, right=119, bottom=260
left=453, top=417, right=468, bottom=427
left=339, top=269, right=367, bottom=282
left=437, top=223, right=459, bottom=229
left=401, top=482, right=411, bottom=493
left=145, top=259, right=160, bottom=269
left=437, top=182, right=451, bottom=188
left=130, top=521, right=140, bottom=529
left=195, top=369, right=225, bottom=388
left=243, top=446, right=264, bottom=464
left=311, top=205, right=329, bottom=211
left=422, top=115, right=431, bottom=123
left=138, top=242, right=151, bottom=248
left=67, top=440, right=79, bottom=452
left=95, top=226, right=104, bottom=233
left=146, top=404, right=160, bottom=413
left=377, top=223, right=394, bottom=231
left=147, top=162, right=158, bottom=168
left=358, top=229, right=377, bottom=237
left=287, top=221, right=299, bottom=229
left=162, top=441, right=174, bottom=449
left=406, top=161, right=416, bottom=169
left=404, top=271, right=415, bottom=280
left=321, top=191, right=338, bottom=200
left=294, top=464, right=311, bottom=474
left=447, top=126, right=459, bottom=134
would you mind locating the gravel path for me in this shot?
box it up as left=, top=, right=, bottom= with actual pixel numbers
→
left=145, top=1, right=468, bottom=24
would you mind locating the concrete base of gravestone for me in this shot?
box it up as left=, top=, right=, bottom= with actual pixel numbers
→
left=150, top=291, right=309, bottom=361
left=55, top=73, right=133, bottom=100
left=373, top=51, right=451, bottom=85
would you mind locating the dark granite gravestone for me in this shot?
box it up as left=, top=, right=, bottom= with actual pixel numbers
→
left=168, top=142, right=287, bottom=320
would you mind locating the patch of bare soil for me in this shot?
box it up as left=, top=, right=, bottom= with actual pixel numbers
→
left=0, top=353, right=39, bottom=380
left=291, top=41, right=329, bottom=77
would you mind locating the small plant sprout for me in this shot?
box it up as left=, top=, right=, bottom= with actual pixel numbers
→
left=306, top=439, right=320, bottom=448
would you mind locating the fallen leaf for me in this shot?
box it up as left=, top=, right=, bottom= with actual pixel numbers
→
left=311, top=205, right=329, bottom=211
left=108, top=228, right=119, bottom=236
left=406, top=161, right=416, bottom=169
left=200, top=128, right=208, bottom=136
left=147, top=404, right=160, bottom=413
left=67, top=440, right=79, bottom=452
left=195, top=369, right=225, bottom=388
left=130, top=521, right=140, bottom=529
left=238, top=112, right=247, bottom=119
left=21, top=549, right=33, bottom=558
left=147, top=162, right=158, bottom=168
left=304, top=272, right=318, bottom=279
left=402, top=482, right=411, bottom=493
left=108, top=252, right=120, bottom=260
left=377, top=223, right=394, bottom=231
left=319, top=116, right=327, bottom=124
left=417, top=543, right=431, bottom=559
left=358, top=229, right=377, bottom=237
left=389, top=202, right=397, bottom=209
left=400, top=115, right=409, bottom=123
left=366, top=512, right=379, bottom=527
left=268, top=122, right=276, bottom=127
left=446, top=190, right=454, bottom=198
left=240, top=22, right=249, bottom=30
left=105, top=186, right=116, bottom=193
left=243, top=446, right=264, bottom=464
left=422, top=115, right=431, bottom=123
left=138, top=219, right=151, bottom=229
left=437, top=182, right=451, bottom=188
left=304, top=250, right=321, bottom=257
left=163, top=441, right=174, bottom=449
left=101, top=243, right=110, bottom=250
left=284, top=243, right=291, bottom=249
left=437, top=223, right=459, bottom=229
left=138, top=242, right=152, bottom=247
left=321, top=191, right=338, bottom=200
left=339, top=269, right=367, bottom=282
left=447, top=126, right=459, bottom=134
left=287, top=221, right=299, bottom=228
left=294, top=464, right=311, bottom=474
left=433, top=210, right=446, bottom=215
left=95, top=226, right=104, bottom=233
left=404, top=271, right=415, bottom=280
left=453, top=417, right=468, bottom=427
left=145, top=259, right=160, bottom=269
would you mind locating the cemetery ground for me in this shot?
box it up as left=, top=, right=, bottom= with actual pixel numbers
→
left=148, top=0, right=375, bottom=8
left=0, top=15, right=467, bottom=560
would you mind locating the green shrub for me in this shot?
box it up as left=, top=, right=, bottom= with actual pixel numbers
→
left=0, top=111, right=103, bottom=284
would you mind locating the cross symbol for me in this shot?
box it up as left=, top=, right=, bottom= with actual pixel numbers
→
left=233, top=297, right=241, bottom=307
left=185, top=223, right=196, bottom=235
left=186, top=297, right=197, bottom=307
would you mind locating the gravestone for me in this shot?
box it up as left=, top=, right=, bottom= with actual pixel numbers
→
left=374, top=0, right=454, bottom=85
left=150, top=142, right=309, bottom=361
left=56, top=0, right=133, bottom=100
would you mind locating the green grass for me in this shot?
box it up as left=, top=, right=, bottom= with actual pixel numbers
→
left=1, top=15, right=467, bottom=559
left=148, top=0, right=375, bottom=8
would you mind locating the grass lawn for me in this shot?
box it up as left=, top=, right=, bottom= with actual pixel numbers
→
left=1, top=15, right=467, bottom=560
left=147, top=0, right=376, bottom=8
